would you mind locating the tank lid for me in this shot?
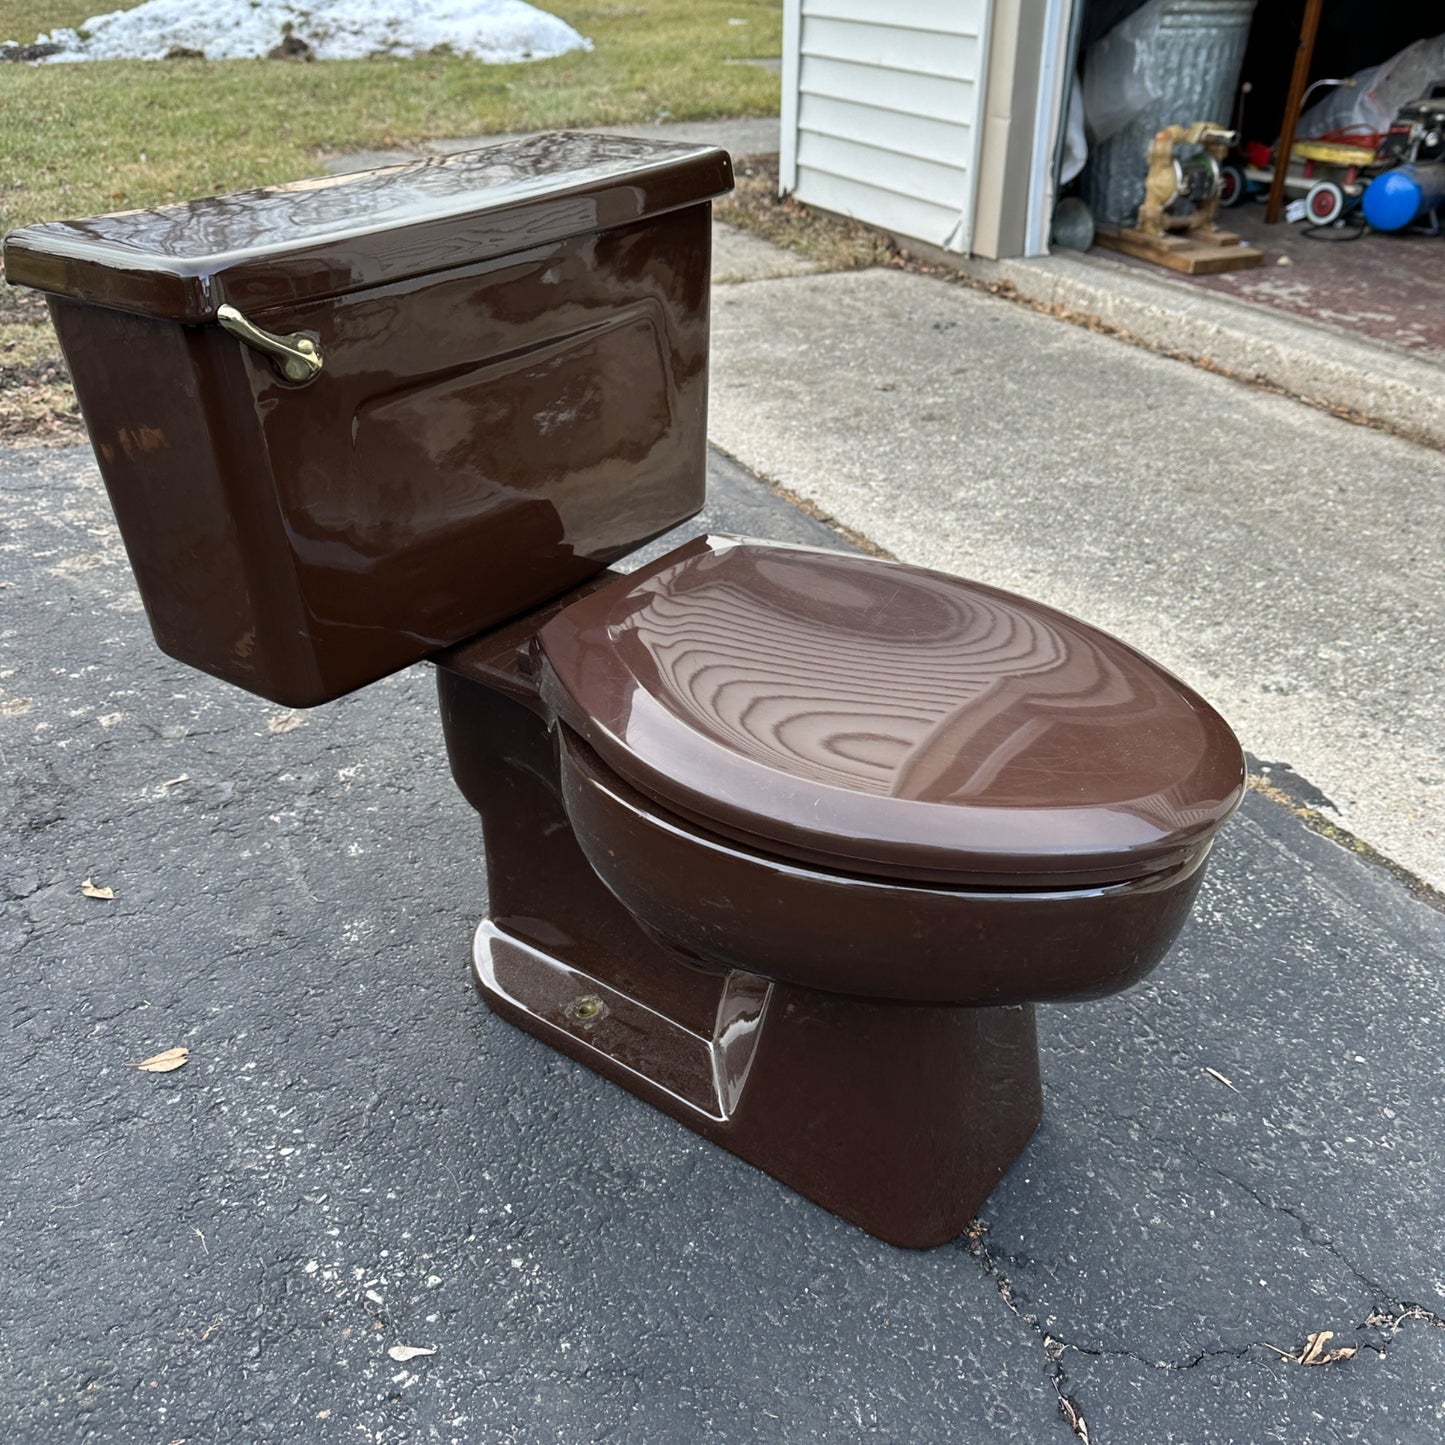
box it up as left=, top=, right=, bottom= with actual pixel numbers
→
left=2, top=133, right=733, bottom=322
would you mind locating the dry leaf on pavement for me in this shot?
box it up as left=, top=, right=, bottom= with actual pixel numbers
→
left=1300, top=1330, right=1358, bottom=1366
left=128, top=1047, right=190, bottom=1073
left=387, top=1345, right=437, bottom=1362
left=1266, top=1330, right=1359, bottom=1366
left=1057, top=1393, right=1090, bottom=1442
left=80, top=877, right=115, bottom=900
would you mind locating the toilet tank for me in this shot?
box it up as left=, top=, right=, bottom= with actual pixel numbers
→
left=3, top=135, right=733, bottom=705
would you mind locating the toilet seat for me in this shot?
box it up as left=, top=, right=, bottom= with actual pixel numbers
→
left=536, top=536, right=1246, bottom=890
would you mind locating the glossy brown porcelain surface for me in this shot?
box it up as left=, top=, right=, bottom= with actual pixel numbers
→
left=3, top=135, right=733, bottom=320
left=17, top=142, right=723, bottom=705
left=538, top=535, right=1246, bottom=886
left=557, top=723, right=1212, bottom=1005
left=7, top=125, right=1241, bottom=1247
left=437, top=663, right=1044, bottom=1247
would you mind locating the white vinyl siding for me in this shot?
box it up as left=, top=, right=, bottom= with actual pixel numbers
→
left=781, top=0, right=993, bottom=253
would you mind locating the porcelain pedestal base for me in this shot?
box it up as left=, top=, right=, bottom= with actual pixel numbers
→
left=439, top=662, right=1043, bottom=1248
left=473, top=916, right=1042, bottom=1248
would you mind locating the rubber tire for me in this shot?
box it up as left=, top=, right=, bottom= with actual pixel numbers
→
left=1218, top=163, right=1246, bottom=208
left=1306, top=180, right=1346, bottom=225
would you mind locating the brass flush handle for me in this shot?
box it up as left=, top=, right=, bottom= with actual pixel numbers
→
left=216, top=303, right=324, bottom=385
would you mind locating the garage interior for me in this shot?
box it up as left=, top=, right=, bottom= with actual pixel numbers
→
left=1068, top=0, right=1444, bottom=360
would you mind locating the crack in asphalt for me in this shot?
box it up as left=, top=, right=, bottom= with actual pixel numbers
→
left=1174, top=1141, right=1386, bottom=1298
left=962, top=1132, right=1445, bottom=1444
left=962, top=1221, right=1112, bottom=1442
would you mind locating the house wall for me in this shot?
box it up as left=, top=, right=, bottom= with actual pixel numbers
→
left=780, top=0, right=1078, bottom=260
left=779, top=0, right=995, bottom=254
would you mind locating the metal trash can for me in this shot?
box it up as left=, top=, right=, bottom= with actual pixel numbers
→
left=1079, top=0, right=1257, bottom=227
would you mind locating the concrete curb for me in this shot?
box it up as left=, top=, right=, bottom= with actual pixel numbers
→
left=937, top=248, right=1445, bottom=453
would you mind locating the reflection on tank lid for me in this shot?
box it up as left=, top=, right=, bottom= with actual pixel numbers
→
left=2, top=132, right=734, bottom=321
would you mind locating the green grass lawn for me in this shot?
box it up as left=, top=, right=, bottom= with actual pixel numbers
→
left=0, top=0, right=781, bottom=232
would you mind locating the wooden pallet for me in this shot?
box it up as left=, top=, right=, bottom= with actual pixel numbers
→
left=1094, top=223, right=1264, bottom=275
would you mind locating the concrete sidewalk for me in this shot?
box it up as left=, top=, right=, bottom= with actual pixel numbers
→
left=946, top=245, right=1445, bottom=455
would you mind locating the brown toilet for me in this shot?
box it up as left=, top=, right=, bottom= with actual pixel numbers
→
left=4, top=134, right=1245, bottom=1248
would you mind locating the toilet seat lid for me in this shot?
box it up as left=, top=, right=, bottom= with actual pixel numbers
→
left=536, top=536, right=1245, bottom=887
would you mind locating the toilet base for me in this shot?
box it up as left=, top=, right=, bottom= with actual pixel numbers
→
left=474, top=918, right=1043, bottom=1249
left=436, top=662, right=1043, bottom=1248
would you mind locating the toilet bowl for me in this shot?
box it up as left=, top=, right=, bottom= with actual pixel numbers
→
left=533, top=532, right=1239, bottom=1004
left=4, top=133, right=1246, bottom=1247
left=556, top=719, right=1213, bottom=1006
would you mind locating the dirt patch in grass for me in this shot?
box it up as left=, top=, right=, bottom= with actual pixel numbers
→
left=715, top=155, right=989, bottom=287
left=0, top=282, right=81, bottom=445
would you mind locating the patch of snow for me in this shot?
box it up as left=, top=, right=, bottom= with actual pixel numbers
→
left=27, top=0, right=591, bottom=63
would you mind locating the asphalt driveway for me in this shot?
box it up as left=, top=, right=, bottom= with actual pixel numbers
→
left=2, top=443, right=1442, bottom=1445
